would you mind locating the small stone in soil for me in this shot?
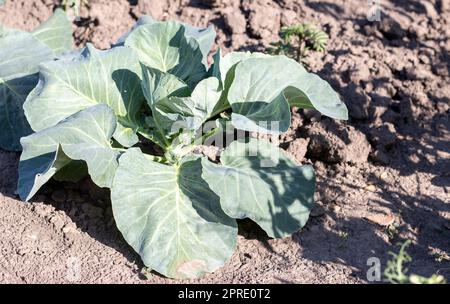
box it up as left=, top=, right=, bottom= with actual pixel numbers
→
left=306, top=120, right=371, bottom=164
left=365, top=184, right=377, bottom=192
left=365, top=212, right=395, bottom=226
left=286, top=138, right=309, bottom=163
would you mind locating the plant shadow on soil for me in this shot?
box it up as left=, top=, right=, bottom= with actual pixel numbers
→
left=0, top=152, right=146, bottom=279
left=302, top=174, right=450, bottom=282
left=40, top=179, right=152, bottom=278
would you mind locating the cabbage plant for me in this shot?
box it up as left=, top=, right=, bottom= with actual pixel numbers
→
left=16, top=17, right=347, bottom=279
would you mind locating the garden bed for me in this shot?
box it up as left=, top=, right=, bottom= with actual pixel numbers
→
left=0, top=0, right=449, bottom=283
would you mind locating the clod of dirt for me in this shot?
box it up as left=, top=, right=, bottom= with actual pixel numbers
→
left=286, top=138, right=309, bottom=163
left=243, top=0, right=280, bottom=41
left=349, top=61, right=372, bottom=85
left=62, top=222, right=78, bottom=236
left=365, top=184, right=377, bottom=192
left=302, top=108, right=322, bottom=122
left=78, top=0, right=136, bottom=49
left=365, top=212, right=395, bottom=227
left=0, top=151, right=19, bottom=195
left=432, top=62, right=450, bottom=78
left=49, top=213, right=66, bottom=231
left=369, top=104, right=400, bottom=128
left=344, top=85, right=370, bottom=120
left=369, top=122, right=397, bottom=149
left=405, top=66, right=435, bottom=81
left=199, top=0, right=232, bottom=8
left=306, top=120, right=371, bottom=164
left=79, top=179, right=109, bottom=201
left=280, top=10, right=298, bottom=27
left=135, top=0, right=168, bottom=20
left=223, top=9, right=247, bottom=34
left=310, top=201, right=325, bottom=217
left=0, top=0, right=54, bottom=31
left=378, top=15, right=406, bottom=40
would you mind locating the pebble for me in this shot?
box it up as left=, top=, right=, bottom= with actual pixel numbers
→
left=365, top=212, right=395, bottom=226
left=365, top=184, right=377, bottom=192
left=330, top=205, right=341, bottom=212
left=224, top=9, right=247, bottom=34
left=62, top=223, right=78, bottom=235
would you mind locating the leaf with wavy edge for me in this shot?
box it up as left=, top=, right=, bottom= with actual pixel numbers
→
left=141, top=65, right=189, bottom=107
left=230, top=91, right=291, bottom=134
left=213, top=52, right=290, bottom=134
left=208, top=51, right=269, bottom=116
left=202, top=138, right=315, bottom=238
left=125, top=21, right=206, bottom=87
left=111, top=148, right=237, bottom=279
left=0, top=9, right=73, bottom=151
left=18, top=104, right=119, bottom=201
left=0, top=29, right=54, bottom=151
left=141, top=66, right=221, bottom=144
left=32, top=8, right=73, bottom=55
left=118, top=16, right=215, bottom=67
left=153, top=77, right=222, bottom=136
left=228, top=55, right=348, bottom=121
left=210, top=51, right=269, bottom=87
left=183, top=24, right=215, bottom=67
left=24, top=44, right=144, bottom=147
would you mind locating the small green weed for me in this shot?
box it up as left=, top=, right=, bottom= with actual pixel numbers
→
left=384, top=240, right=446, bottom=284
left=61, top=0, right=89, bottom=15
left=385, top=223, right=399, bottom=240
left=269, top=23, right=328, bottom=64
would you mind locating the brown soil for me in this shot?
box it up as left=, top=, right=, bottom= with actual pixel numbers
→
left=1, top=0, right=449, bottom=283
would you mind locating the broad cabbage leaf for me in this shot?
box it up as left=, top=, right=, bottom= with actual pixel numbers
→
left=0, top=9, right=73, bottom=151
left=111, top=149, right=237, bottom=279
left=202, top=138, right=315, bottom=238
left=18, top=104, right=119, bottom=201
left=23, top=44, right=144, bottom=147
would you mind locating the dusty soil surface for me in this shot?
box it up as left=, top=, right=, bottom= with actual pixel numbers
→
left=0, top=0, right=449, bottom=283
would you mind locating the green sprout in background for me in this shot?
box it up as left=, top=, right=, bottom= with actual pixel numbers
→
left=61, top=0, right=89, bottom=15
left=384, top=240, right=446, bottom=284
left=269, top=23, right=328, bottom=64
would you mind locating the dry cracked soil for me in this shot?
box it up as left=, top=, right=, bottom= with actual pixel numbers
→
left=0, top=0, right=449, bottom=283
